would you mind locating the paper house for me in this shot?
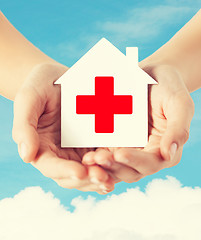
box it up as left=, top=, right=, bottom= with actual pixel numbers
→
left=55, top=38, right=157, bottom=147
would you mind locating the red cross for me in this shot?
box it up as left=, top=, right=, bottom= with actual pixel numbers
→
left=76, top=76, right=133, bottom=133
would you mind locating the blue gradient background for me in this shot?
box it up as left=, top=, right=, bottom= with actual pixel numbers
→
left=0, top=0, right=201, bottom=209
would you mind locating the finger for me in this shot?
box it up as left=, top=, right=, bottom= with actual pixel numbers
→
left=82, top=175, right=115, bottom=194
left=78, top=179, right=115, bottom=195
left=82, top=149, right=120, bottom=182
left=82, top=148, right=109, bottom=166
left=88, top=165, right=115, bottom=193
left=106, top=162, right=143, bottom=183
left=114, top=148, right=167, bottom=176
left=53, top=177, right=89, bottom=189
left=93, top=149, right=142, bottom=183
left=93, top=149, right=114, bottom=167
left=31, top=149, right=88, bottom=180
left=54, top=178, right=100, bottom=192
left=88, top=165, right=110, bottom=183
left=54, top=170, right=115, bottom=194
left=82, top=151, right=96, bottom=165
left=33, top=148, right=114, bottom=194
left=12, top=88, right=43, bottom=163
left=161, top=92, right=194, bottom=161
left=74, top=148, right=96, bottom=160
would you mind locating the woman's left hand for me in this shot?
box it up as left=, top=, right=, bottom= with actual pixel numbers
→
left=82, top=63, right=194, bottom=183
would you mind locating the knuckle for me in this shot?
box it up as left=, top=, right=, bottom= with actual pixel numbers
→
left=116, top=149, right=132, bottom=162
left=71, top=169, right=86, bottom=181
left=74, top=170, right=86, bottom=180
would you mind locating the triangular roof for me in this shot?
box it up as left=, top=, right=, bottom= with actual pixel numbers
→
left=55, top=38, right=157, bottom=85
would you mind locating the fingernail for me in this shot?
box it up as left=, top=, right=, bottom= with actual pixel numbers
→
left=90, top=177, right=101, bottom=184
left=170, top=143, right=177, bottom=160
left=19, top=143, right=27, bottom=160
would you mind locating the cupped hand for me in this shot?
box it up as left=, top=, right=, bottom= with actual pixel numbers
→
left=12, top=63, right=115, bottom=194
left=82, top=63, right=194, bottom=183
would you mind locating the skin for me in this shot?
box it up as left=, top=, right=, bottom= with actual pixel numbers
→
left=83, top=64, right=194, bottom=182
left=83, top=10, right=201, bottom=182
left=0, top=11, right=115, bottom=194
left=0, top=11, right=59, bottom=99
left=12, top=63, right=115, bottom=194
left=1, top=9, right=200, bottom=193
left=145, top=9, right=201, bottom=93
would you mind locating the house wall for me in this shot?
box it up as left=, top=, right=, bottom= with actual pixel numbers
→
left=60, top=81, right=148, bottom=147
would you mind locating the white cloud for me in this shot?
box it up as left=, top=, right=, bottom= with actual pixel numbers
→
left=98, top=5, right=197, bottom=43
left=1, top=176, right=201, bottom=240
left=53, top=1, right=200, bottom=64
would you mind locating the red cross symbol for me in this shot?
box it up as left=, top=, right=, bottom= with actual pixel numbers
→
left=76, top=76, right=133, bottom=133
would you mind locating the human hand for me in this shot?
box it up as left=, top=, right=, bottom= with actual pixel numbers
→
left=82, top=63, right=194, bottom=183
left=12, top=63, right=115, bottom=194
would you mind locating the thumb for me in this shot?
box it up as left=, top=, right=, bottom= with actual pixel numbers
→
left=12, top=88, right=43, bottom=163
left=160, top=93, right=194, bottom=161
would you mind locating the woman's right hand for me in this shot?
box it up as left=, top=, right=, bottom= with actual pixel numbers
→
left=12, top=63, right=115, bottom=194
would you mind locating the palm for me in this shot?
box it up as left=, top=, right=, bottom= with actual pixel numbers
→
left=83, top=64, right=193, bottom=183
left=109, top=84, right=167, bottom=153
left=110, top=66, right=185, bottom=170
left=13, top=64, right=115, bottom=194
left=36, top=84, right=94, bottom=163
left=82, top=79, right=172, bottom=181
left=36, top=65, right=171, bottom=168
left=140, top=65, right=185, bottom=166
left=106, top=84, right=177, bottom=174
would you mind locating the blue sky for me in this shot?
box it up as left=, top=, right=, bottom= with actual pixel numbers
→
left=0, top=0, right=201, bottom=210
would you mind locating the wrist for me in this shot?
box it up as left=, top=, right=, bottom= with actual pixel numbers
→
left=21, top=61, right=68, bottom=85
left=140, top=55, right=191, bottom=92
left=14, top=62, right=68, bottom=101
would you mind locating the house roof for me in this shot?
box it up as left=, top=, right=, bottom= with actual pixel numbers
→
left=55, top=38, right=157, bottom=85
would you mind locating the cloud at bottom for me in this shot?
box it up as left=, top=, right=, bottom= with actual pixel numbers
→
left=0, top=176, right=201, bottom=240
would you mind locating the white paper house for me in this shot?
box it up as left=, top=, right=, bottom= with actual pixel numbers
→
left=55, top=38, right=157, bottom=147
